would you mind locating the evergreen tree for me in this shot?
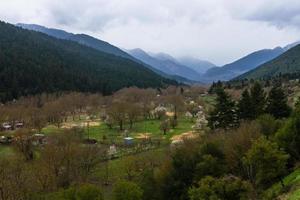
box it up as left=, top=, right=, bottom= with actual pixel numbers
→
left=276, top=112, right=300, bottom=162
left=208, top=88, right=238, bottom=129
left=266, top=86, right=291, bottom=119
left=250, top=82, right=266, bottom=119
left=208, top=81, right=223, bottom=94
left=237, top=89, right=253, bottom=120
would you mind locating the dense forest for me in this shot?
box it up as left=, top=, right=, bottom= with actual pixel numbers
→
left=0, top=21, right=177, bottom=102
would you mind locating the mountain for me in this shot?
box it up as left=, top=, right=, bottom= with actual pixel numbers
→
left=201, top=41, right=300, bottom=82
left=127, top=49, right=202, bottom=81
left=17, top=23, right=135, bottom=60
left=177, top=57, right=216, bottom=74
left=202, top=47, right=286, bottom=82
left=235, top=44, right=300, bottom=80
left=17, top=23, right=192, bottom=83
left=0, top=21, right=176, bottom=102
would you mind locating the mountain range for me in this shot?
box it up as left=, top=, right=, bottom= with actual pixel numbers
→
left=177, top=57, right=216, bottom=74
left=15, top=23, right=300, bottom=84
left=17, top=23, right=135, bottom=61
left=202, top=42, right=300, bottom=82
left=0, top=21, right=176, bottom=102
left=235, top=44, right=300, bottom=80
left=127, top=49, right=210, bottom=81
left=18, top=23, right=210, bottom=83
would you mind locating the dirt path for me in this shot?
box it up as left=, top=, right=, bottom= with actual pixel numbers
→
left=61, top=121, right=101, bottom=129
left=171, top=131, right=198, bottom=142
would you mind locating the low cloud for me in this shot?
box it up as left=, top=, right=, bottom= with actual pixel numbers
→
left=0, top=0, right=300, bottom=65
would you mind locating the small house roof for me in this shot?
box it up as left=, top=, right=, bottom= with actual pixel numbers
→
left=124, top=137, right=134, bottom=140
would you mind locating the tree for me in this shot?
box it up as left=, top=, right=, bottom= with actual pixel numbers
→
left=108, top=101, right=127, bottom=131
left=237, top=89, right=253, bottom=120
left=125, top=103, right=141, bottom=129
left=276, top=112, right=300, bottom=162
left=76, top=184, right=103, bottom=200
left=224, top=122, right=261, bottom=177
left=27, top=107, right=47, bottom=133
left=159, top=140, right=201, bottom=200
left=186, top=102, right=201, bottom=118
left=48, top=184, right=103, bottom=200
left=160, top=120, right=170, bottom=135
left=13, top=129, right=35, bottom=161
left=0, top=157, right=31, bottom=200
left=208, top=88, right=238, bottom=129
left=153, top=106, right=167, bottom=120
left=250, top=82, right=266, bottom=119
left=256, top=114, right=281, bottom=139
left=164, top=93, right=184, bottom=120
left=192, top=111, right=208, bottom=132
left=194, top=154, right=225, bottom=180
left=169, top=118, right=178, bottom=129
left=113, top=181, right=143, bottom=200
left=243, top=137, right=289, bottom=189
left=188, top=176, right=252, bottom=200
left=266, top=86, right=291, bottom=119
left=37, top=129, right=102, bottom=189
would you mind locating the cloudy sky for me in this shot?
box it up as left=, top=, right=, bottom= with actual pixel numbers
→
left=1, top=0, right=300, bottom=65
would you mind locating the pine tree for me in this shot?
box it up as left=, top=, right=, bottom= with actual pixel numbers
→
left=208, top=88, right=238, bottom=129
left=267, top=86, right=291, bottom=119
left=237, top=89, right=253, bottom=120
left=250, top=82, right=266, bottom=119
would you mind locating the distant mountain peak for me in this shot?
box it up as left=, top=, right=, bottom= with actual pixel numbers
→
left=127, top=48, right=214, bottom=82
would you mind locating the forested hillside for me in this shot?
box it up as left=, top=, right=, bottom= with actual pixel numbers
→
left=17, top=23, right=135, bottom=60
left=202, top=47, right=285, bottom=82
left=235, top=44, right=300, bottom=80
left=0, top=21, right=176, bottom=102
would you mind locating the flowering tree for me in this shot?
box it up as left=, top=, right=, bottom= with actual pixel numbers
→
left=153, top=106, right=167, bottom=120
left=192, top=110, right=208, bottom=133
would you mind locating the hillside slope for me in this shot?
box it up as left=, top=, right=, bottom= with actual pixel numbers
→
left=202, top=47, right=286, bottom=82
left=0, top=21, right=176, bottom=102
left=17, top=23, right=193, bottom=83
left=17, top=23, right=134, bottom=60
left=235, top=44, right=300, bottom=80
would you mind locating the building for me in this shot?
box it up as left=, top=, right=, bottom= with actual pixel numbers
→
left=124, top=137, right=134, bottom=146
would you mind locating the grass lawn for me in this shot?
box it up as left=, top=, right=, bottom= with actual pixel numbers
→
left=88, top=117, right=194, bottom=140
left=42, top=116, right=195, bottom=144
left=0, top=145, right=15, bottom=157
left=264, top=168, right=300, bottom=199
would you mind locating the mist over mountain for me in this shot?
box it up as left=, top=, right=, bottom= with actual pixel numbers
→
left=127, top=49, right=204, bottom=81
left=177, top=57, right=216, bottom=74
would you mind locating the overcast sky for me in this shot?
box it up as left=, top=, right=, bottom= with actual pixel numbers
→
left=1, top=0, right=300, bottom=65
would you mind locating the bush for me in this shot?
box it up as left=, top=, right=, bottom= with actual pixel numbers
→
left=113, top=181, right=143, bottom=200
left=189, top=176, right=252, bottom=200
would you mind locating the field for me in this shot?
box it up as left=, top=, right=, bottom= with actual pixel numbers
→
left=94, top=147, right=169, bottom=199
left=42, top=115, right=195, bottom=144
